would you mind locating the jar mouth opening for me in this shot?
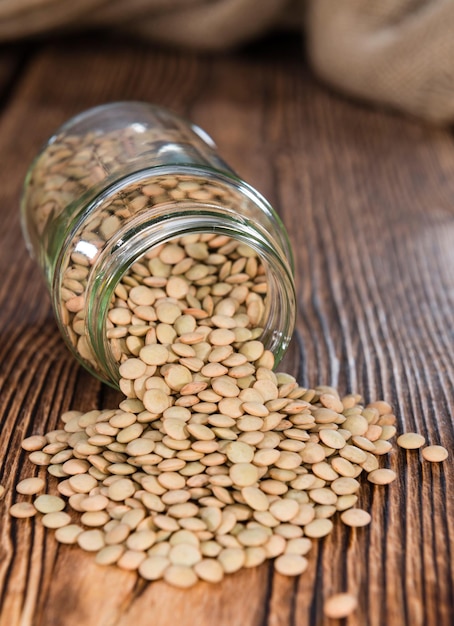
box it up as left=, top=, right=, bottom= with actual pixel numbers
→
left=52, top=165, right=296, bottom=388
left=87, top=213, right=295, bottom=387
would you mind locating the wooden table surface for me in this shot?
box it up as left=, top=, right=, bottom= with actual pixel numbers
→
left=0, top=34, right=453, bottom=626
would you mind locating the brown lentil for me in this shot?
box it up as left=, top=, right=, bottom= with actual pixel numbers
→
left=42, top=511, right=72, bottom=529
left=340, top=508, right=372, bottom=527
left=16, top=477, right=45, bottom=495
left=397, top=432, right=426, bottom=449
left=34, top=495, right=65, bottom=514
left=274, top=554, right=308, bottom=576
left=324, top=593, right=358, bottom=619
left=139, top=556, right=170, bottom=580
left=421, top=445, right=449, bottom=462
left=9, top=502, right=37, bottom=518
left=367, top=469, right=397, bottom=485
left=55, top=524, right=83, bottom=544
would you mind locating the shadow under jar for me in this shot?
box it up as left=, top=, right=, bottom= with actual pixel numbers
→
left=21, top=102, right=296, bottom=387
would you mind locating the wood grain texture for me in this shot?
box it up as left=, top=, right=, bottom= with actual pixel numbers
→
left=0, top=34, right=453, bottom=626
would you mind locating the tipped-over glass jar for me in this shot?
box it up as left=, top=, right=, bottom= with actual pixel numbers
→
left=21, top=102, right=296, bottom=387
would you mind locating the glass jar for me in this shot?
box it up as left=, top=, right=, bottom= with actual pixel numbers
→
left=21, top=102, right=296, bottom=387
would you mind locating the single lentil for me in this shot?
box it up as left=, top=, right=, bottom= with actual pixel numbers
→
left=34, top=495, right=65, bottom=513
left=16, top=477, right=45, bottom=495
left=41, top=511, right=72, bottom=529
left=421, top=445, right=449, bottom=462
left=397, top=433, right=426, bottom=450
left=274, top=554, right=308, bottom=576
left=340, top=508, right=372, bottom=527
left=324, top=593, right=358, bottom=619
left=367, top=469, right=397, bottom=485
left=55, top=524, right=83, bottom=544
left=9, top=502, right=37, bottom=518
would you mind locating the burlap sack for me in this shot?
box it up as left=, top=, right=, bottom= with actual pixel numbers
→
left=0, top=0, right=452, bottom=124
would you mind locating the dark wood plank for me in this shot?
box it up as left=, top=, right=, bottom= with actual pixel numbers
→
left=0, top=34, right=453, bottom=626
left=0, top=44, right=31, bottom=99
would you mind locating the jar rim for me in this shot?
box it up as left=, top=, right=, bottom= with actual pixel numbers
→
left=52, top=164, right=296, bottom=387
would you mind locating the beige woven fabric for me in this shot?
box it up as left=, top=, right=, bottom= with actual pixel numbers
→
left=306, top=0, right=454, bottom=124
left=0, top=0, right=453, bottom=123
